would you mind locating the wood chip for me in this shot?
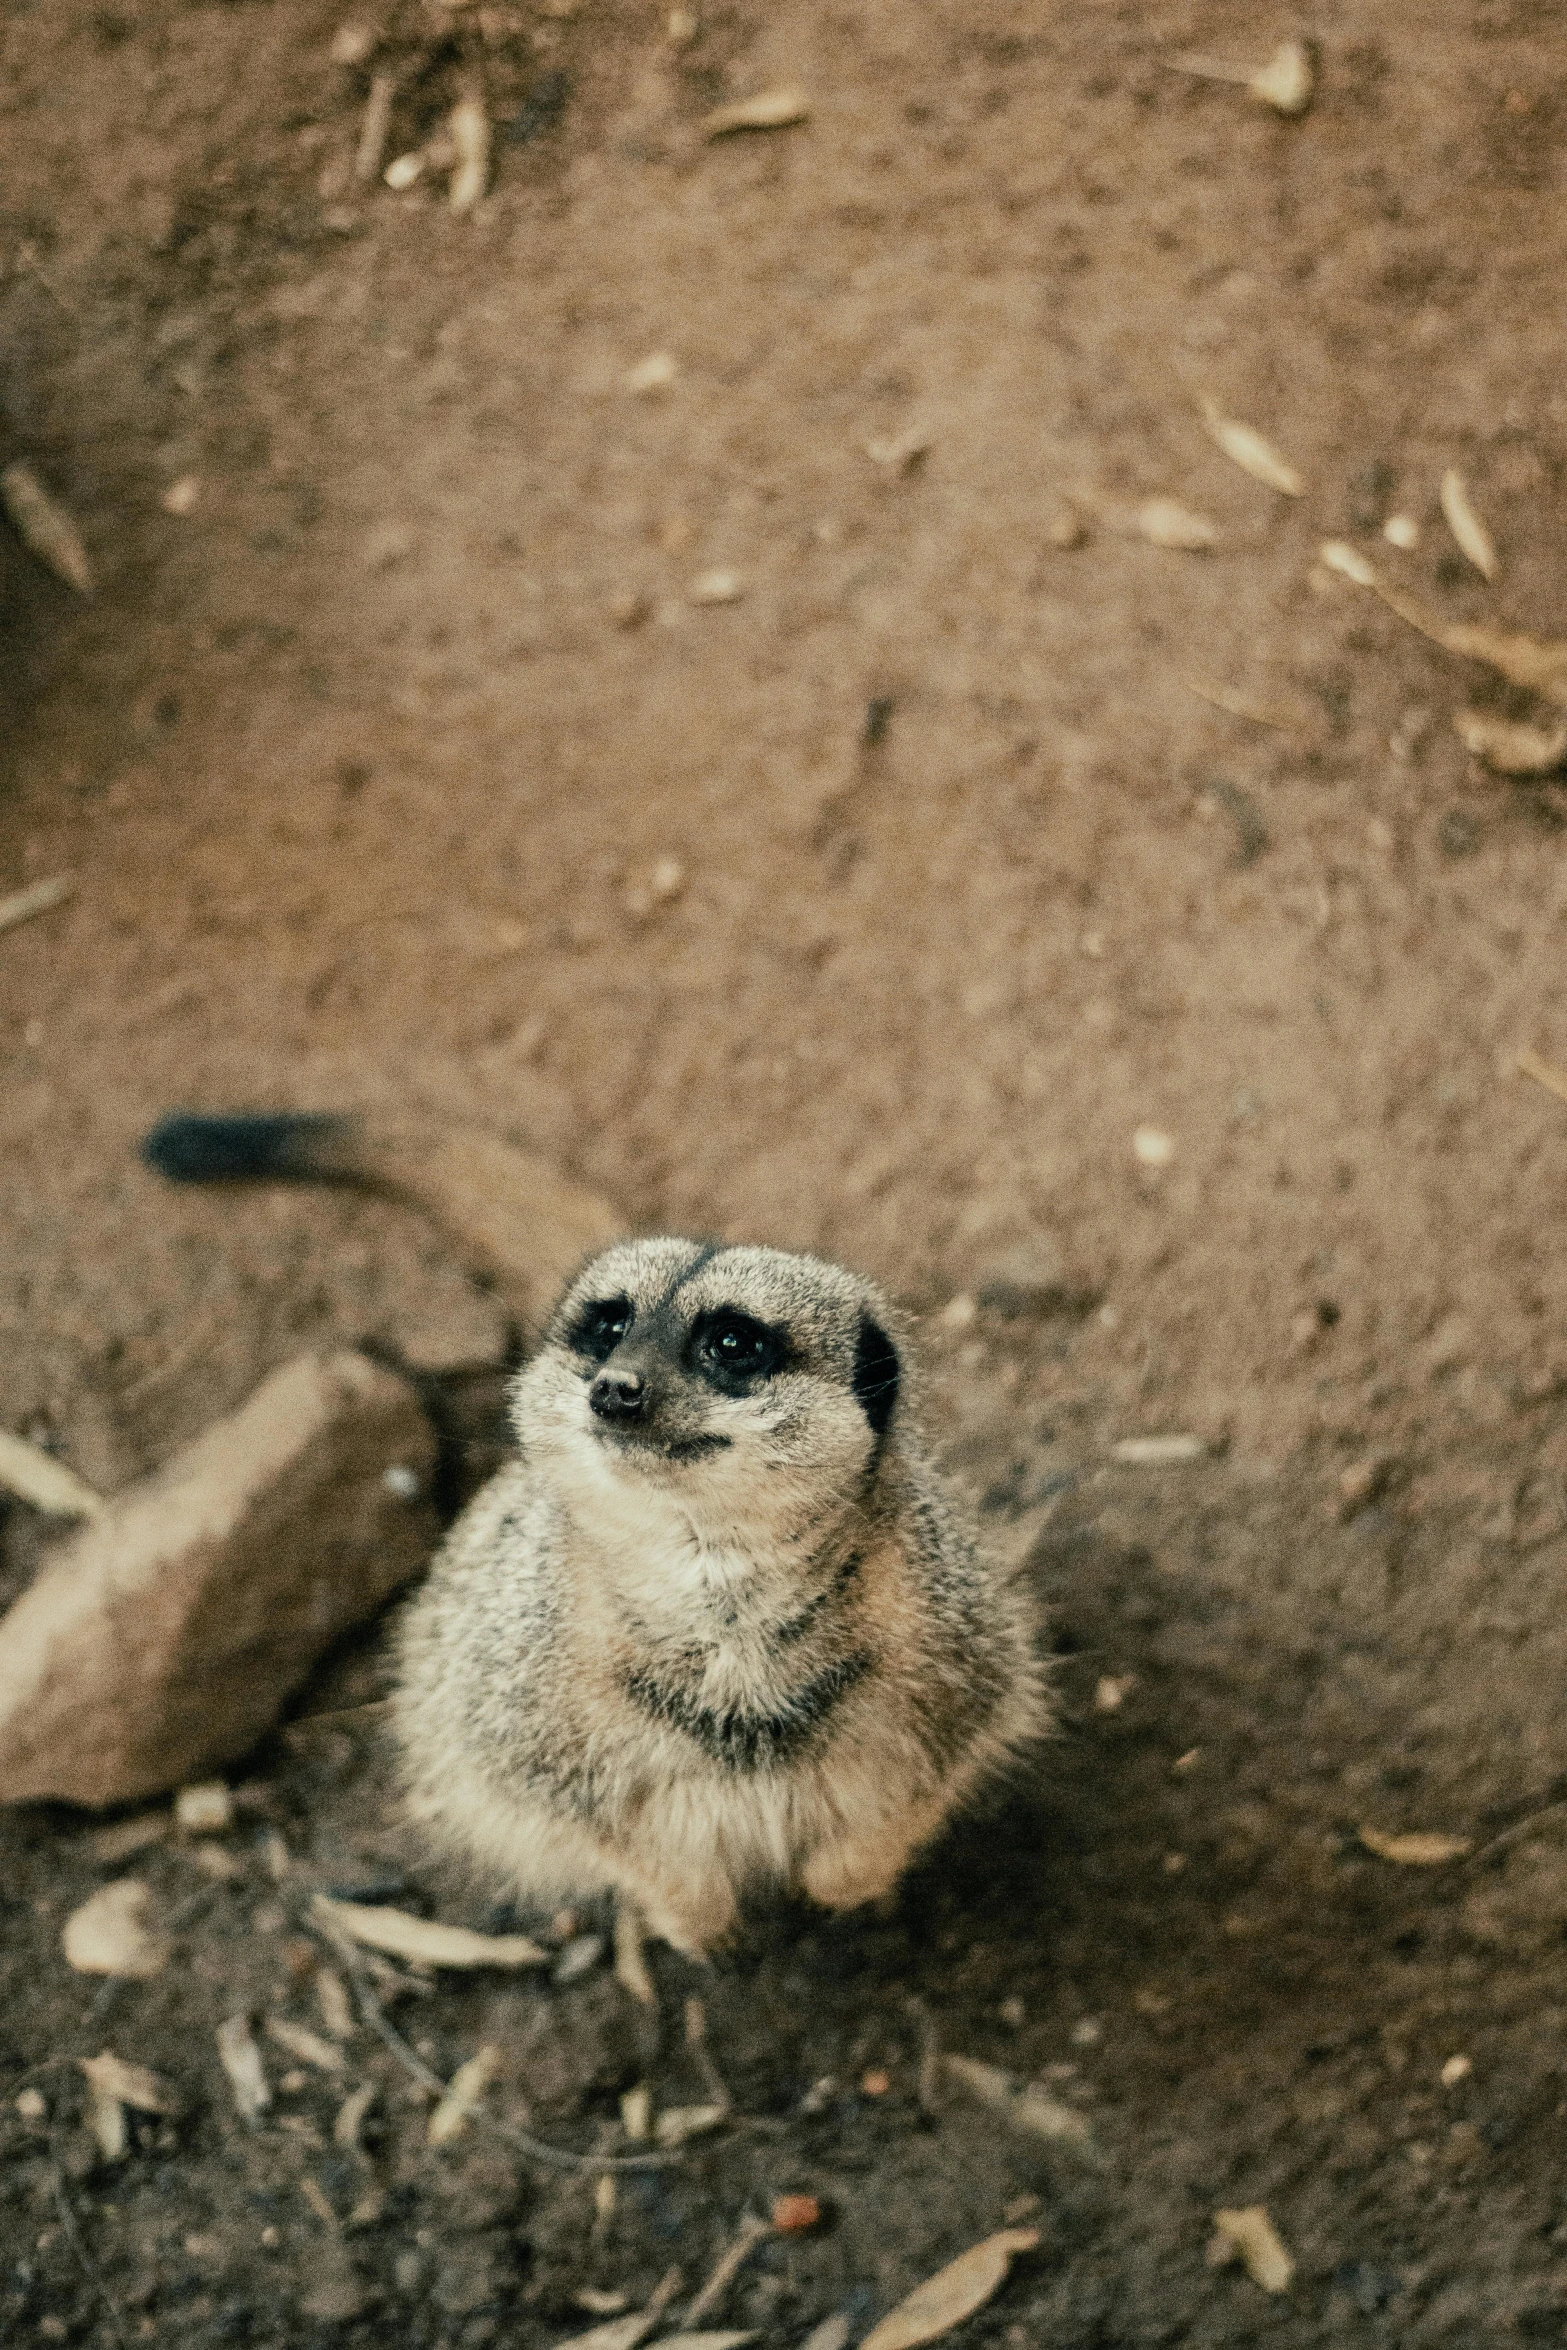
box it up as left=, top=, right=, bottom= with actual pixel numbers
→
left=1319, top=538, right=1377, bottom=587
left=63, top=1880, right=171, bottom=1978
left=267, top=2017, right=347, bottom=2074
left=353, top=69, right=396, bottom=188
left=87, top=2082, right=128, bottom=2162
left=858, top=2229, right=1040, bottom=2350
left=1171, top=40, right=1314, bottom=116
left=0, top=873, right=76, bottom=940
left=626, top=351, right=678, bottom=395
left=0, top=1425, right=103, bottom=1519
left=556, top=2267, right=683, bottom=2350
left=1359, top=1826, right=1471, bottom=1866
left=1440, top=468, right=1498, bottom=580
left=1517, top=1048, right=1567, bottom=1109
left=704, top=87, right=810, bottom=136
left=316, top=1967, right=356, bottom=2041
left=449, top=95, right=491, bottom=215
left=1137, top=498, right=1217, bottom=551
left=428, top=2044, right=499, bottom=2144
left=1452, top=711, right=1567, bottom=775
left=333, top=2081, right=377, bottom=2150
left=688, top=569, right=744, bottom=605
left=384, top=151, right=424, bottom=191
left=613, top=1897, right=657, bottom=2006
left=653, top=2102, right=726, bottom=2147
left=1199, top=399, right=1302, bottom=496
left=1, top=459, right=94, bottom=592
left=311, top=1894, right=548, bottom=1968
left=174, top=1780, right=233, bottom=1834
left=1208, top=2205, right=1295, bottom=2293
left=215, top=2014, right=271, bottom=2124
left=80, top=2052, right=176, bottom=2113
left=1112, top=1435, right=1205, bottom=1465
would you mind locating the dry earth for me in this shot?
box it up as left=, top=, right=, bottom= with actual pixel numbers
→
left=5, top=1, right=1567, bottom=2343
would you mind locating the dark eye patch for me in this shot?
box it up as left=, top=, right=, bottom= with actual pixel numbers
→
left=569, top=1295, right=635, bottom=1363
left=852, top=1315, right=900, bottom=1436
left=691, top=1308, right=786, bottom=1390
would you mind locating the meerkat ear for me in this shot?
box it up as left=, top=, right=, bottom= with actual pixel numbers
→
left=852, top=1315, right=900, bottom=1436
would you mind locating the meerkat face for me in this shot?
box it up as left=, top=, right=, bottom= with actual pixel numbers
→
left=511, top=1238, right=903, bottom=1540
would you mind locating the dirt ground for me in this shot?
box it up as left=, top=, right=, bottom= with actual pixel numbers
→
left=6, top=0, right=1567, bottom=2340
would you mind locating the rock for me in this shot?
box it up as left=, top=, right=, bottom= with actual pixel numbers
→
left=62, top=1880, right=171, bottom=1978
left=0, top=1352, right=438, bottom=1808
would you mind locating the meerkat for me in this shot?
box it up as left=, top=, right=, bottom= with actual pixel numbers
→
left=392, top=1236, right=1047, bottom=1956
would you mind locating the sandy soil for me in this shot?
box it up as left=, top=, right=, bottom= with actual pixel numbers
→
left=5, top=1, right=1567, bottom=2341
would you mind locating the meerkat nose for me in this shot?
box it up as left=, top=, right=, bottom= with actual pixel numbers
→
left=589, top=1367, right=649, bottom=1423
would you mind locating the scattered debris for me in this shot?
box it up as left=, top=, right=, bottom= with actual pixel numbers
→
left=216, top=2015, right=272, bottom=2125
left=683, top=2213, right=775, bottom=2325
left=858, top=2227, right=1041, bottom=2350
left=0, top=1352, right=438, bottom=1808
left=161, top=474, right=200, bottom=515
left=428, top=2044, right=500, bottom=2145
left=653, top=2103, right=727, bottom=2147
left=1094, top=1675, right=1134, bottom=1711
left=626, top=351, right=678, bottom=395
left=942, top=2054, right=1096, bottom=2153
left=688, top=569, right=744, bottom=605
left=353, top=69, right=397, bottom=188
left=1047, top=503, right=1087, bottom=549
left=1359, top=1826, right=1472, bottom=1866
left=614, top=1897, right=657, bottom=2006
left=654, top=2334, right=755, bottom=2350
left=0, top=873, right=75, bottom=940
left=0, top=1425, right=103, bottom=1520
left=798, top=2321, right=851, bottom=2350
left=266, top=2017, right=347, bottom=2075
left=174, top=1780, right=233, bottom=1835
left=15, top=2086, right=47, bottom=2121
left=559, top=2267, right=683, bottom=2350
left=1440, top=468, right=1498, bottom=580
left=1383, top=513, right=1420, bottom=550
left=310, top=1894, right=548, bottom=1970
left=81, top=2052, right=175, bottom=2114
left=624, top=856, right=688, bottom=917
left=62, top=1880, right=171, bottom=1978
left=705, top=88, right=810, bottom=137
left=1172, top=39, right=1314, bottom=117
left=1208, top=2205, right=1296, bottom=2294
left=449, top=95, right=491, bottom=215
left=865, top=428, right=931, bottom=474
left=1132, top=1126, right=1175, bottom=1167
left=1337, top=1457, right=1393, bottom=1517
left=1516, top=1048, right=1567, bottom=1109
left=1183, top=678, right=1298, bottom=730
left=90, top=1812, right=170, bottom=1864
left=1441, top=2054, right=1473, bottom=2088
left=771, top=2195, right=821, bottom=2233
left=1134, top=497, right=1216, bottom=551
left=384, top=151, right=424, bottom=191
left=1452, top=711, right=1567, bottom=775
left=333, top=2081, right=377, bottom=2150
left=1320, top=545, right=1567, bottom=707
left=667, top=9, right=697, bottom=44
left=620, top=2083, right=654, bottom=2141
left=315, top=1966, right=355, bottom=2041
left=1199, top=398, right=1303, bottom=496
left=1, top=458, right=94, bottom=592
left=1112, top=1436, right=1205, bottom=1465
left=329, top=19, right=377, bottom=68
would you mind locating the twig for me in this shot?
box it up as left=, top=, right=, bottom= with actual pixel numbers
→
left=312, top=1915, right=670, bottom=2175
left=682, top=2214, right=774, bottom=2327
left=905, top=1995, right=944, bottom=2118
left=683, top=1996, right=733, bottom=2115
left=1464, top=1798, right=1567, bottom=1872
left=53, top=2174, right=129, bottom=2350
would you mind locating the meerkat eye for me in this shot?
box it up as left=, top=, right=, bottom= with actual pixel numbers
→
left=570, top=1296, right=635, bottom=1362
left=693, top=1309, right=784, bottom=1387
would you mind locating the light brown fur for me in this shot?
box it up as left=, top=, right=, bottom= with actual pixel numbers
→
left=393, top=1237, right=1046, bottom=1954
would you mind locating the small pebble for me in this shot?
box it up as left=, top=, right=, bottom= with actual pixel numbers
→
left=161, top=476, right=200, bottom=516
left=15, top=2087, right=47, bottom=2120
left=175, top=1780, right=234, bottom=1834
left=1132, top=1126, right=1174, bottom=1168
left=1441, top=2054, right=1472, bottom=2088
left=626, top=351, right=678, bottom=395
left=772, top=2193, right=822, bottom=2233
left=688, top=568, right=744, bottom=605
left=1382, top=513, right=1419, bottom=549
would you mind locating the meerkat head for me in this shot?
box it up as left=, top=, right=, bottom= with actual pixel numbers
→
left=511, top=1237, right=904, bottom=1537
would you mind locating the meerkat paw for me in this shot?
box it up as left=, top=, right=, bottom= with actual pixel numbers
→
left=798, top=1836, right=910, bottom=1915
left=625, top=1876, right=738, bottom=1961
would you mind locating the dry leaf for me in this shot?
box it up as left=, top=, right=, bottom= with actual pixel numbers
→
left=704, top=87, right=810, bottom=136
left=1453, top=711, right=1567, bottom=775
left=858, top=2229, right=1040, bottom=2350
left=63, top=1881, right=171, bottom=1979
left=428, top=2044, right=499, bottom=2144
left=0, top=1426, right=103, bottom=1519
left=1209, top=2206, right=1295, bottom=2293
left=555, top=2269, right=683, bottom=2350
left=1359, top=1826, right=1471, bottom=1866
left=1200, top=400, right=1302, bottom=496
left=80, top=2052, right=176, bottom=2114
left=215, top=2015, right=271, bottom=2124
left=1138, top=498, right=1217, bottom=551
left=266, top=2017, right=347, bottom=2074
left=448, top=96, right=490, bottom=214
left=1, top=459, right=94, bottom=593
left=1440, top=469, right=1498, bottom=580
left=311, top=1894, right=547, bottom=1968
left=1319, top=538, right=1377, bottom=587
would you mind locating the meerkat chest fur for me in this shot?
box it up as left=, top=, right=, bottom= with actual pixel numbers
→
left=393, top=1235, right=1047, bottom=1950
